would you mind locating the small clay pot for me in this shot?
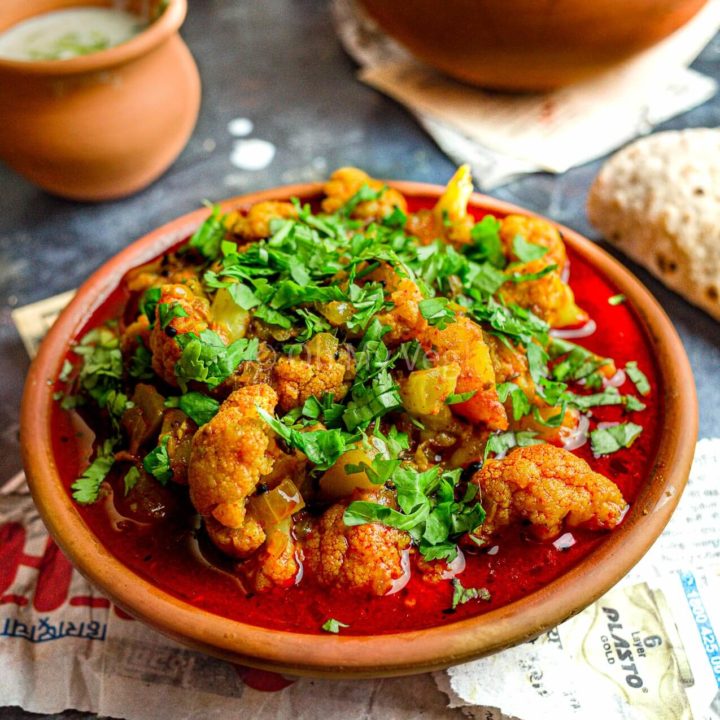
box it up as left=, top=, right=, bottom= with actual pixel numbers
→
left=0, top=0, right=200, bottom=201
left=358, top=0, right=709, bottom=91
left=20, top=182, right=698, bottom=677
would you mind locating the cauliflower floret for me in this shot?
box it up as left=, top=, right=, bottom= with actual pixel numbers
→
left=424, top=316, right=508, bottom=430
left=303, top=490, right=411, bottom=596
left=321, top=167, right=407, bottom=219
left=148, top=283, right=212, bottom=386
left=188, top=384, right=278, bottom=558
left=499, top=260, right=589, bottom=328
left=249, top=523, right=302, bottom=593
left=232, top=201, right=298, bottom=240
left=500, top=215, right=567, bottom=271
left=471, top=444, right=627, bottom=540
left=376, top=275, right=428, bottom=345
left=272, top=333, right=355, bottom=412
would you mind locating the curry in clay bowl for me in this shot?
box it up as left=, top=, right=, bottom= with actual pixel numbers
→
left=20, top=168, right=697, bottom=677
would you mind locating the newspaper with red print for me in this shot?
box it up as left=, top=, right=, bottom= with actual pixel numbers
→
left=3, top=294, right=720, bottom=720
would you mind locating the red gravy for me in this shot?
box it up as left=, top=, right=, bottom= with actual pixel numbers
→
left=49, top=200, right=662, bottom=635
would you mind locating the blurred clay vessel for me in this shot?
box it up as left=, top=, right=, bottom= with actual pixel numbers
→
left=0, top=0, right=200, bottom=201
left=358, top=0, right=709, bottom=91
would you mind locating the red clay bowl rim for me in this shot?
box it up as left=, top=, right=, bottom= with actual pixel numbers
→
left=20, top=180, right=698, bottom=678
left=0, top=0, right=186, bottom=76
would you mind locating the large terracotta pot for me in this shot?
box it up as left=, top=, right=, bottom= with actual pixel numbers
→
left=0, top=0, right=200, bottom=201
left=358, top=0, right=709, bottom=90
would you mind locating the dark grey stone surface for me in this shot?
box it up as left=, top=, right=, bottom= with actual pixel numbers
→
left=0, top=1, right=717, bottom=717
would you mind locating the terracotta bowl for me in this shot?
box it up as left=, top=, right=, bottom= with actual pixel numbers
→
left=0, top=0, right=200, bottom=201
left=20, top=181, right=697, bottom=678
left=358, top=0, right=708, bottom=90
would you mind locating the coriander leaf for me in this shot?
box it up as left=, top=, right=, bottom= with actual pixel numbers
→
left=445, top=390, right=478, bottom=405
left=177, top=391, right=220, bottom=426
left=484, top=430, right=541, bottom=460
left=188, top=204, right=226, bottom=260
left=174, top=331, right=258, bottom=391
left=512, top=235, right=548, bottom=263
left=342, top=183, right=384, bottom=217
left=254, top=304, right=292, bottom=329
left=496, top=382, right=531, bottom=420
left=342, top=369, right=402, bottom=432
left=59, top=359, right=74, bottom=382
left=71, top=440, right=115, bottom=504
left=608, top=294, right=626, bottom=306
left=139, top=287, right=161, bottom=326
left=123, top=466, right=140, bottom=496
left=257, top=407, right=353, bottom=470
left=158, top=302, right=189, bottom=329
left=565, top=387, right=623, bottom=411
left=143, top=436, right=172, bottom=485
left=625, top=361, right=650, bottom=396
left=624, top=395, right=647, bottom=412
left=398, top=339, right=432, bottom=371
left=321, top=618, right=349, bottom=633
left=465, top=216, right=505, bottom=268
left=227, top=283, right=261, bottom=310
left=590, top=423, right=643, bottom=456
left=419, top=297, right=456, bottom=329
left=451, top=579, right=491, bottom=610
left=343, top=499, right=430, bottom=531
left=505, top=263, right=558, bottom=284
left=128, top=343, right=154, bottom=380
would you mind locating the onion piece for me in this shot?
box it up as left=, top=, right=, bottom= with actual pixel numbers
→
left=248, top=478, right=305, bottom=530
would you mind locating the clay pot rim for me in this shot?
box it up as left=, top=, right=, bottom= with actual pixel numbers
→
left=0, top=0, right=186, bottom=76
left=20, top=181, right=698, bottom=678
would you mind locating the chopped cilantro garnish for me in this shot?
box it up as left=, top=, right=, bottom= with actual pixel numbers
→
left=71, top=440, right=115, bottom=504
left=174, top=331, right=258, bottom=391
left=464, top=216, right=505, bottom=268
left=451, top=579, right=491, bottom=610
left=445, top=390, right=478, bottom=405
left=608, top=294, right=626, bottom=306
left=143, top=436, right=172, bottom=485
left=257, top=408, right=356, bottom=471
left=188, top=203, right=227, bottom=260
left=342, top=183, right=385, bottom=217
left=158, top=302, right=189, bottom=329
left=128, top=343, right=154, bottom=380
left=590, top=423, right=643, bottom=456
left=123, top=466, right=140, bottom=496
left=625, top=361, right=650, bottom=396
left=139, top=287, right=161, bottom=325
left=344, top=463, right=485, bottom=562
left=321, top=618, right=349, bottom=633
left=484, top=430, right=541, bottom=460
left=505, top=263, right=557, bottom=284
left=496, top=382, right=531, bottom=420
left=512, top=235, right=548, bottom=263
left=168, top=391, right=220, bottom=426
left=419, top=297, right=456, bottom=329
left=624, top=395, right=647, bottom=412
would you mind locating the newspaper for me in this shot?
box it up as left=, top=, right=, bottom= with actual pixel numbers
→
left=331, top=0, right=720, bottom=189
left=4, top=292, right=720, bottom=720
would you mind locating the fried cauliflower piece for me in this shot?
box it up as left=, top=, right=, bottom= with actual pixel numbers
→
left=231, top=201, right=298, bottom=240
left=499, top=260, right=589, bottom=328
left=249, top=523, right=302, bottom=593
left=500, top=215, right=567, bottom=271
left=472, top=444, right=627, bottom=540
left=148, top=283, right=212, bottom=386
left=303, top=489, right=411, bottom=596
left=424, top=316, right=508, bottom=430
left=321, top=167, right=407, bottom=219
left=188, top=384, right=278, bottom=558
left=376, top=275, right=428, bottom=345
left=272, top=333, right=355, bottom=412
